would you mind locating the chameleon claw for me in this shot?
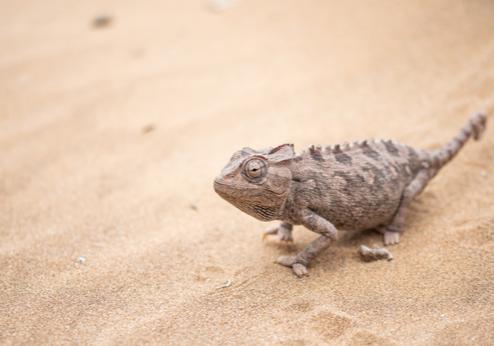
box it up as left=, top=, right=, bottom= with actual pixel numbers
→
left=383, top=231, right=400, bottom=245
left=292, top=263, right=308, bottom=277
left=279, top=237, right=294, bottom=244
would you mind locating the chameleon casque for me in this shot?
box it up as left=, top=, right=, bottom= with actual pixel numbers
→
left=214, top=113, right=487, bottom=277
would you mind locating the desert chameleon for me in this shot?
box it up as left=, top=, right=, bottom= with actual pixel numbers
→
left=214, top=113, right=487, bottom=277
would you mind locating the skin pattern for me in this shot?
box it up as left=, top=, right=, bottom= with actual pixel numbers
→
left=214, top=113, right=487, bottom=277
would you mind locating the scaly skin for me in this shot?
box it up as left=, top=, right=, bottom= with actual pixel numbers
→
left=214, top=113, right=487, bottom=277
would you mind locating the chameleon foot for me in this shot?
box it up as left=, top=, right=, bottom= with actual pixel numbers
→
left=276, top=255, right=308, bottom=277
left=383, top=231, right=400, bottom=245
left=262, top=223, right=293, bottom=243
left=377, top=226, right=401, bottom=245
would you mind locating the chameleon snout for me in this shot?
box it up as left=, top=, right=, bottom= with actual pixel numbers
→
left=213, top=176, right=228, bottom=196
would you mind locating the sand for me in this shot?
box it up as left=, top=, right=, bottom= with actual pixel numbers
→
left=1, top=0, right=494, bottom=344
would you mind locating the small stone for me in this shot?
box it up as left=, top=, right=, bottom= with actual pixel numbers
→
left=359, top=245, right=393, bottom=262
left=92, top=15, right=113, bottom=29
left=216, top=279, right=232, bottom=289
left=142, top=124, right=156, bottom=134
left=76, top=256, right=86, bottom=264
left=189, top=204, right=198, bottom=211
left=480, top=170, right=487, bottom=177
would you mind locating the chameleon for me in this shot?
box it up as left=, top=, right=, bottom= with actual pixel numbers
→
left=213, top=113, right=487, bottom=277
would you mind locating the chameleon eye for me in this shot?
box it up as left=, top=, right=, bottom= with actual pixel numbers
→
left=243, top=158, right=267, bottom=180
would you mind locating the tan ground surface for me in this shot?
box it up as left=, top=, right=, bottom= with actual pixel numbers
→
left=1, top=0, right=494, bottom=344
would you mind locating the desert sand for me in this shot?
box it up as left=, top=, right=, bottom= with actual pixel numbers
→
left=1, top=0, right=494, bottom=345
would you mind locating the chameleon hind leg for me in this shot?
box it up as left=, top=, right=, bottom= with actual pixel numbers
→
left=277, top=210, right=337, bottom=277
left=380, top=169, right=432, bottom=245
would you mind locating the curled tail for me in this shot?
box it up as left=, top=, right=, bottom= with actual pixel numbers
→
left=430, top=113, right=487, bottom=172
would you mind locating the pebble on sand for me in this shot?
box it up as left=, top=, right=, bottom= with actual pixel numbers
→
left=92, top=15, right=113, bottom=29
left=359, top=245, right=393, bottom=262
left=76, top=256, right=87, bottom=264
left=217, top=279, right=232, bottom=289
left=142, top=124, right=156, bottom=134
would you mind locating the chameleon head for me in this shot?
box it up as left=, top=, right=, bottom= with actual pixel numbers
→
left=214, top=144, right=295, bottom=221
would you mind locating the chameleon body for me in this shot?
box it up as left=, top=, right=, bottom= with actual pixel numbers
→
left=214, top=113, right=487, bottom=277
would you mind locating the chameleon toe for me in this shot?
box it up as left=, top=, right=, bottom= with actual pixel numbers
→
left=383, top=231, right=400, bottom=245
left=292, top=263, right=308, bottom=277
left=276, top=255, right=296, bottom=267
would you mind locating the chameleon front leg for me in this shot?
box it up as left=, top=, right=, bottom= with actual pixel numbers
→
left=263, top=222, right=293, bottom=243
left=276, top=210, right=337, bottom=277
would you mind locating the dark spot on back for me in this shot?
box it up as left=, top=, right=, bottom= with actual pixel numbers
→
left=363, top=163, right=386, bottom=188
left=310, top=146, right=324, bottom=162
left=355, top=174, right=366, bottom=184
left=335, top=152, right=353, bottom=165
left=361, top=144, right=380, bottom=161
left=384, top=141, right=400, bottom=156
left=311, top=151, right=324, bottom=162
left=408, top=147, right=419, bottom=162
left=400, top=163, right=411, bottom=176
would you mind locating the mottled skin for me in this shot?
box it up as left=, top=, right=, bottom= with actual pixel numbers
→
left=214, top=113, right=487, bottom=277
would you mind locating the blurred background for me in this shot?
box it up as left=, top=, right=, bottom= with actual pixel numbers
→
left=1, top=1, right=493, bottom=344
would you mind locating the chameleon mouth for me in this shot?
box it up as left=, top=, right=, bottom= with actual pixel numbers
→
left=214, top=178, right=280, bottom=221
left=213, top=179, right=234, bottom=200
left=214, top=181, right=246, bottom=210
left=213, top=179, right=227, bottom=193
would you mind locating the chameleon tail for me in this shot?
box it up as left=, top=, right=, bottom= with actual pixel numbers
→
left=430, top=113, right=487, bottom=171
